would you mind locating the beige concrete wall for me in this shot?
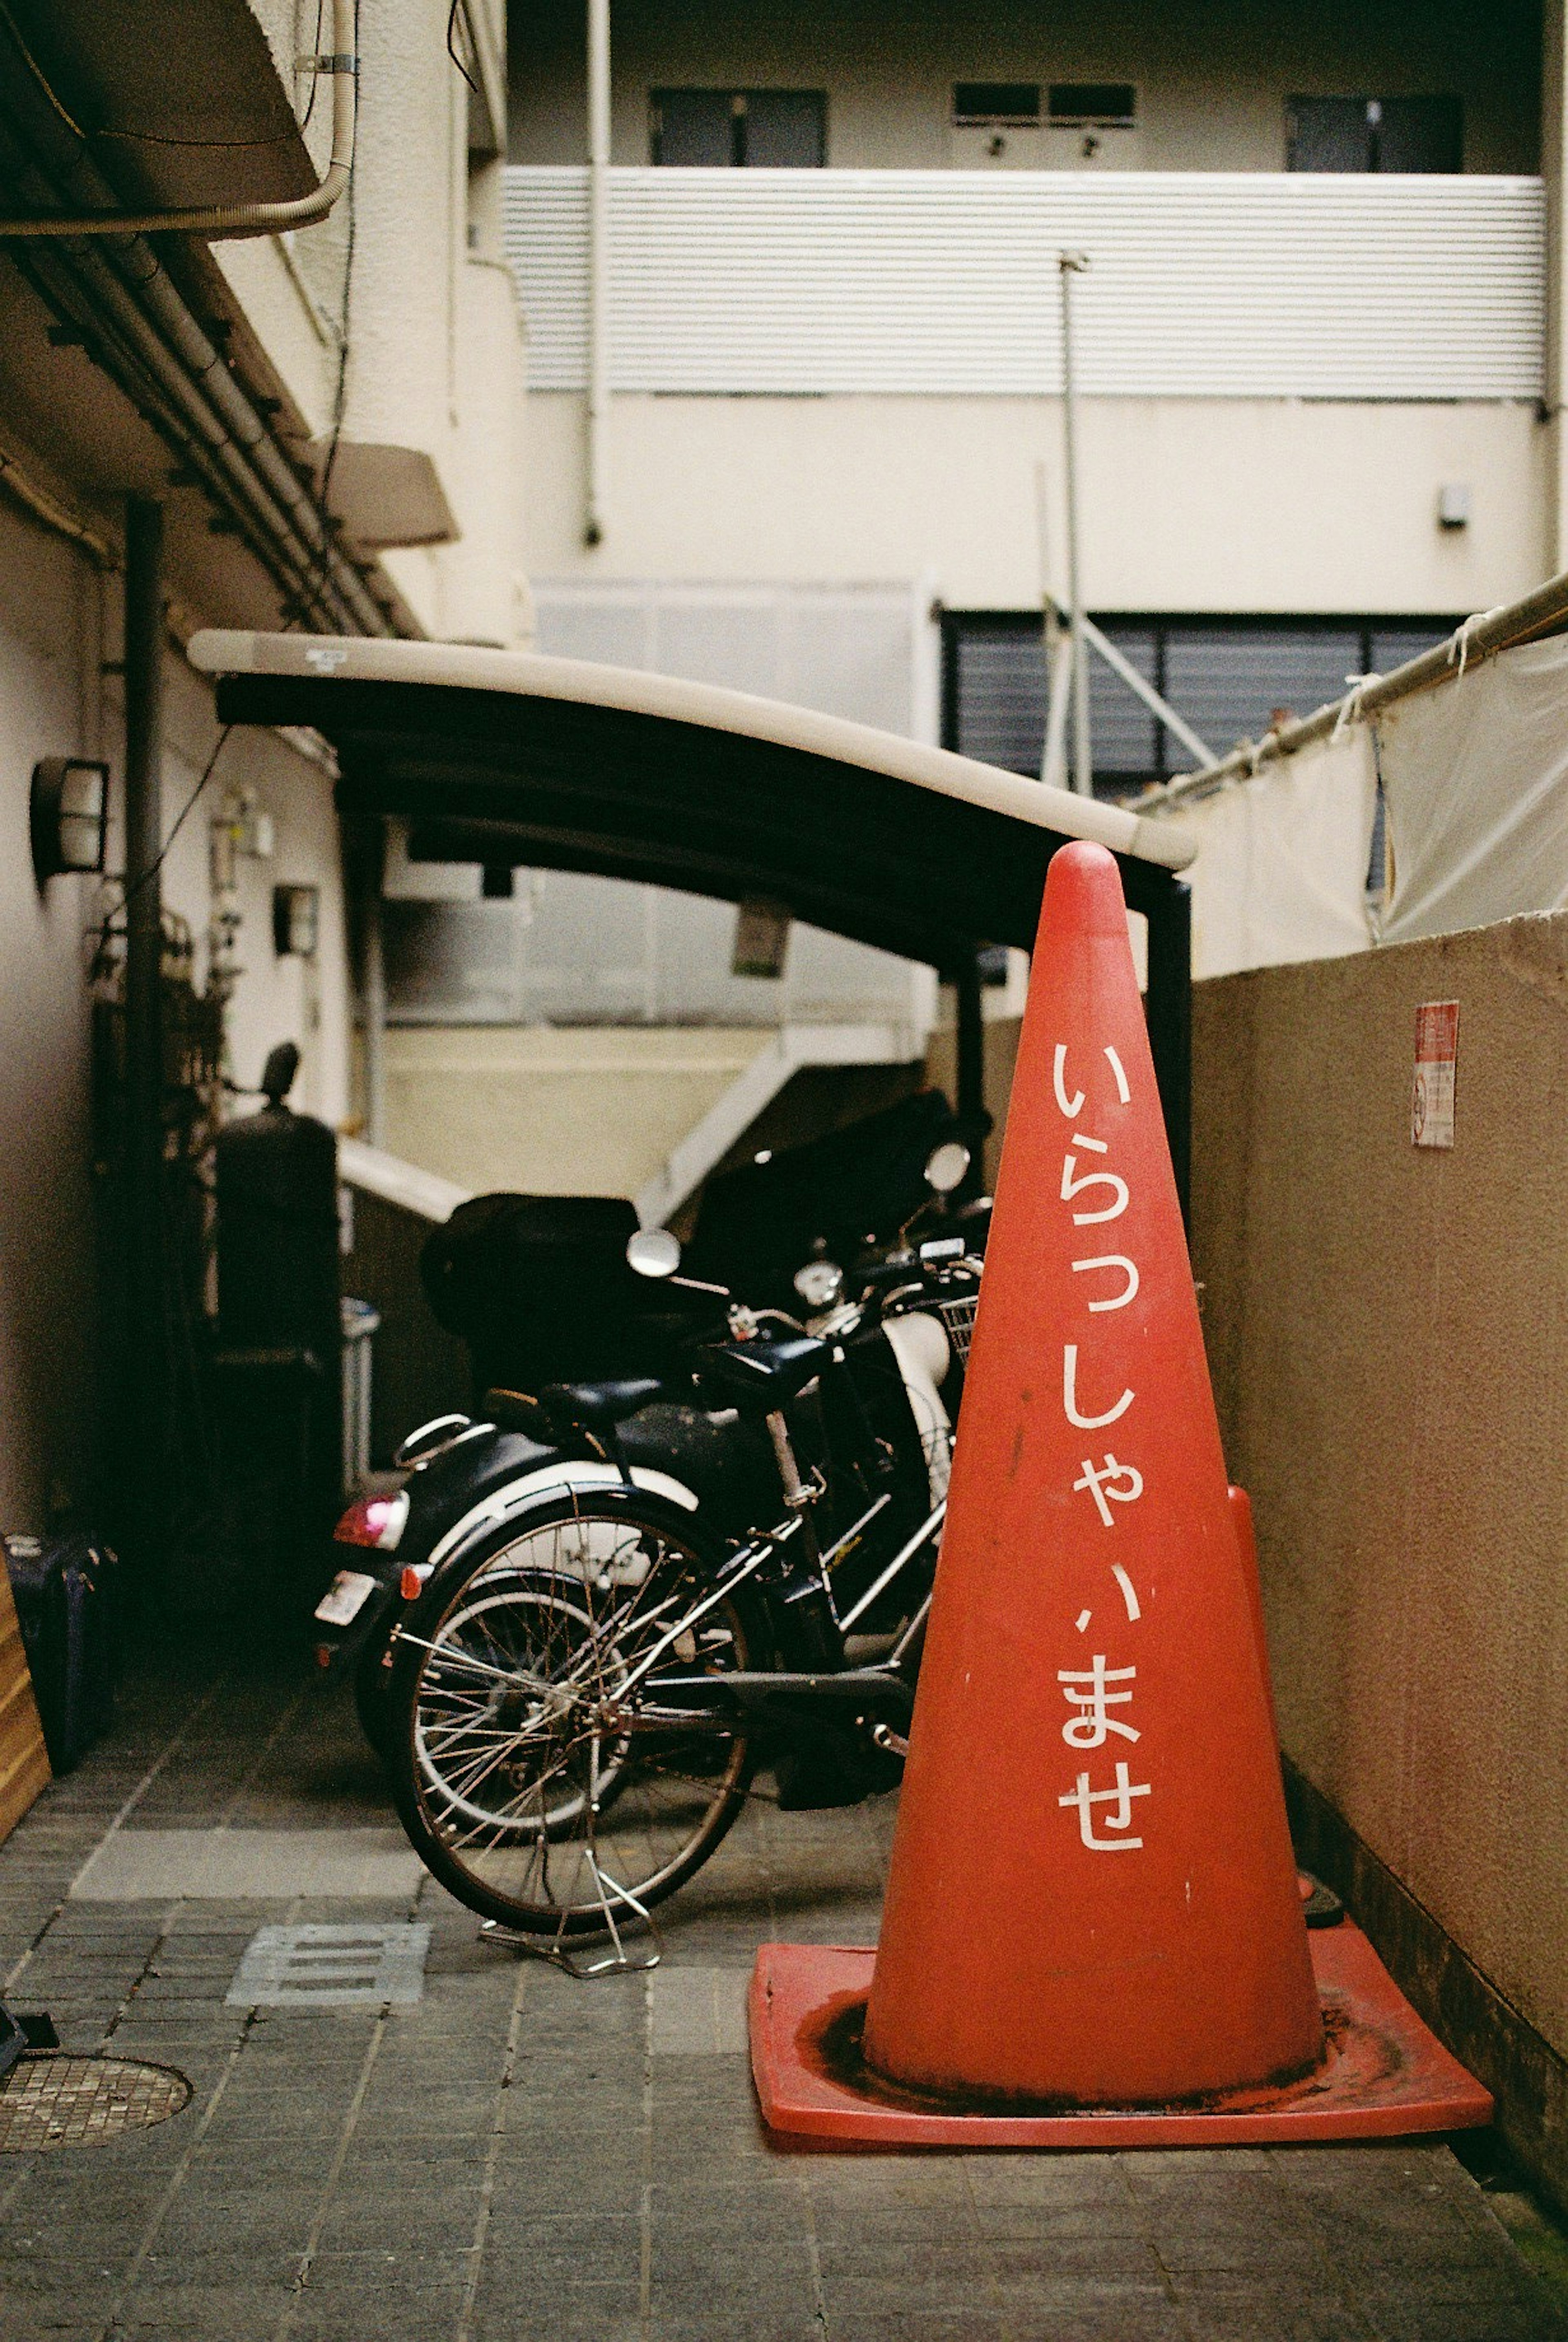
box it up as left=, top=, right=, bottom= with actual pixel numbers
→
left=0, top=506, right=104, bottom=1537
left=510, top=0, right=1540, bottom=174
left=0, top=0, right=530, bottom=1547
left=154, top=657, right=354, bottom=1128
left=525, top=391, right=1547, bottom=615
left=383, top=1025, right=774, bottom=1197
left=0, top=495, right=357, bottom=1540
left=225, top=1, right=531, bottom=649
left=1192, top=911, right=1568, bottom=2061
left=342, top=3, right=530, bottom=647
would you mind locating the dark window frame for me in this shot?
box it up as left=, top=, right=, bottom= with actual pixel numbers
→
left=952, top=82, right=1041, bottom=127
left=1048, top=82, right=1137, bottom=129
left=940, top=609, right=1462, bottom=800
left=1285, top=94, right=1463, bottom=174
left=649, top=87, right=827, bottom=167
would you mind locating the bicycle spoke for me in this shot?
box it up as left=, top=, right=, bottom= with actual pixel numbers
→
left=400, top=1507, right=755, bottom=1939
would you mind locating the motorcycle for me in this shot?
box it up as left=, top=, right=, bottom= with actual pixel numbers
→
left=316, top=1092, right=982, bottom=1756
left=314, top=1155, right=984, bottom=1959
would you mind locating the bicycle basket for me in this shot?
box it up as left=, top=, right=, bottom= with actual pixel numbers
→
left=936, top=1292, right=978, bottom=1364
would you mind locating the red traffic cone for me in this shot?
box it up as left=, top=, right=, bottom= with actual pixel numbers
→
left=750, top=842, right=1491, bottom=2146
left=863, top=839, right=1320, bottom=2104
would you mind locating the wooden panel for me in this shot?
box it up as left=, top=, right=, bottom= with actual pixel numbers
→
left=0, top=1574, right=50, bottom=1843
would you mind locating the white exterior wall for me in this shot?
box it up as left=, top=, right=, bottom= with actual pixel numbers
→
left=524, top=392, right=1548, bottom=617
left=508, top=5, right=1548, bottom=615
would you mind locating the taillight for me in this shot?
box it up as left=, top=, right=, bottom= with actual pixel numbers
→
left=332, top=1491, right=409, bottom=1551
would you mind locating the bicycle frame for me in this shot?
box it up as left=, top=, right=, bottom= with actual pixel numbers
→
left=629, top=1482, right=947, bottom=1731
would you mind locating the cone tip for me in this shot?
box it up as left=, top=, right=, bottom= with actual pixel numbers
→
left=1043, top=840, right=1128, bottom=940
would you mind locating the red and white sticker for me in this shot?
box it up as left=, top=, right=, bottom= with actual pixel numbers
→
left=1412, top=1001, right=1459, bottom=1150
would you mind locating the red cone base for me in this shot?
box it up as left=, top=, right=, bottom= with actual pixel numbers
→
left=750, top=1929, right=1491, bottom=2148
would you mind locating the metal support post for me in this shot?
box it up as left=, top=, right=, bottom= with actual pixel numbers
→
left=954, top=949, right=987, bottom=1194
left=122, top=497, right=166, bottom=1560
left=361, top=818, right=387, bottom=1148
left=1145, top=881, right=1192, bottom=1231
left=1058, top=252, right=1092, bottom=798
left=585, top=0, right=610, bottom=546
left=1041, top=588, right=1216, bottom=775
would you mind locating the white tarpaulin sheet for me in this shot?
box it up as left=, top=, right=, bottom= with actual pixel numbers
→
left=1377, top=635, right=1568, bottom=943
left=1173, top=732, right=1378, bottom=979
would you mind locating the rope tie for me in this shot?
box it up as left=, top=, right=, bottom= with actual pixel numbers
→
left=1331, top=673, right=1375, bottom=744
left=1448, top=613, right=1484, bottom=678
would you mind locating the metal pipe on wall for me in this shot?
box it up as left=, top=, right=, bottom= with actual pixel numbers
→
left=585, top=0, right=610, bottom=546
left=122, top=497, right=167, bottom=1560
left=0, top=0, right=357, bottom=239
left=0, top=40, right=394, bottom=637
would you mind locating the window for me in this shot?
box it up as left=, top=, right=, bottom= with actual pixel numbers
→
left=942, top=614, right=1457, bottom=799
left=650, top=89, right=826, bottom=168
left=1287, top=96, right=1462, bottom=173
left=953, top=84, right=1041, bottom=128
left=1049, top=84, right=1136, bottom=129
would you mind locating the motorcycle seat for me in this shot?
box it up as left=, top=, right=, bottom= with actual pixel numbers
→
left=539, top=1376, right=668, bottom=1431
left=699, top=1334, right=829, bottom=1413
left=483, top=1386, right=549, bottom=1434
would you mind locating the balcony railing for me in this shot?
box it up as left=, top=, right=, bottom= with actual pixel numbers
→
left=503, top=166, right=1543, bottom=402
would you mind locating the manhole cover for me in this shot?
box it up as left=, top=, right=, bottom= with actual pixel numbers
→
left=0, top=2056, right=190, bottom=2151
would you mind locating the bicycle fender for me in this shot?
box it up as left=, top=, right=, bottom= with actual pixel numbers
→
left=419, top=1459, right=700, bottom=1581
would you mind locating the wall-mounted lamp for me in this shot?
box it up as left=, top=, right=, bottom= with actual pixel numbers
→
left=30, top=756, right=109, bottom=885
left=272, top=883, right=321, bottom=959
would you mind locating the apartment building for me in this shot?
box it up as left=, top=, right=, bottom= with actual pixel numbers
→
left=0, top=0, right=523, bottom=1534
left=505, top=0, right=1551, bottom=785
left=354, top=0, right=1566, bottom=1250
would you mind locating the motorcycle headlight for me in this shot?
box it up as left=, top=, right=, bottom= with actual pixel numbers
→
left=793, top=1260, right=844, bottom=1310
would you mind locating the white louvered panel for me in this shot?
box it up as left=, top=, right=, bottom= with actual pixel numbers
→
left=503, top=167, right=1544, bottom=401
left=508, top=170, right=589, bottom=385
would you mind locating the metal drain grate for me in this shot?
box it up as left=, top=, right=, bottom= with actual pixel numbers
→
left=0, top=2056, right=190, bottom=2151
left=226, top=1922, right=431, bottom=2008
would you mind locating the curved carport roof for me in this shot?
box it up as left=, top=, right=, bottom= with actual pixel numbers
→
left=188, top=631, right=1199, bottom=1194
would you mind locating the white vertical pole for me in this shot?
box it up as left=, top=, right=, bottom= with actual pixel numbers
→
left=1034, top=461, right=1070, bottom=789
left=1059, top=251, right=1092, bottom=797
left=586, top=0, right=610, bottom=546
left=1544, top=0, right=1568, bottom=570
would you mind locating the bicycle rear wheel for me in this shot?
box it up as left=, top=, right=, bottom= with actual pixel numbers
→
left=386, top=1493, right=762, bottom=1941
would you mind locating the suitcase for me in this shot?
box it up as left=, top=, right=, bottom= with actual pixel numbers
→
left=2, top=1532, right=119, bottom=1775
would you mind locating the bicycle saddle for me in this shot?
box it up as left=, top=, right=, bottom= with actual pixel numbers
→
left=537, top=1376, right=668, bottom=1432
left=698, top=1334, right=829, bottom=1412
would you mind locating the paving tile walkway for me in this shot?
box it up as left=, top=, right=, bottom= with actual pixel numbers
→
left=0, top=1631, right=1558, bottom=2342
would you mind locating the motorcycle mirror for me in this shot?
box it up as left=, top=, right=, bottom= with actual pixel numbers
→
left=793, top=1259, right=844, bottom=1310
left=626, top=1227, right=682, bottom=1280
left=924, top=1139, right=971, bottom=1195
